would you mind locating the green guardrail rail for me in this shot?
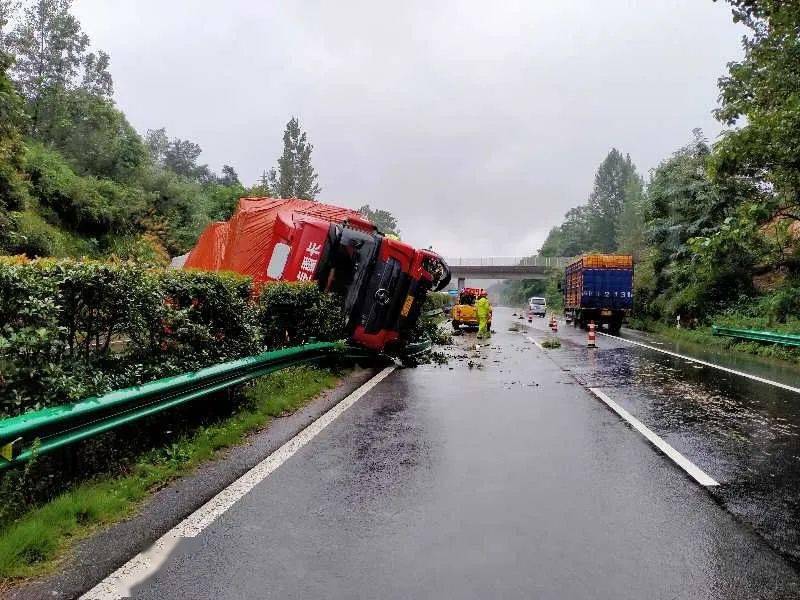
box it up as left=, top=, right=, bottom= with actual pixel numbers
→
left=0, top=342, right=351, bottom=470
left=712, top=325, right=800, bottom=348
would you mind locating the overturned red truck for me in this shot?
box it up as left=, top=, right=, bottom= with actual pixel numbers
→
left=183, top=198, right=451, bottom=351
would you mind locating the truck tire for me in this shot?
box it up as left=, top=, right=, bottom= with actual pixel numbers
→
left=608, top=319, right=622, bottom=335
left=452, top=320, right=460, bottom=332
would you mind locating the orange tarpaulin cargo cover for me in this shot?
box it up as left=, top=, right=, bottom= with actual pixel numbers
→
left=184, top=197, right=361, bottom=284
left=573, top=254, right=634, bottom=269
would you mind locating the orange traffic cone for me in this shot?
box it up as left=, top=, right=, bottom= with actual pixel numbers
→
left=550, top=315, right=558, bottom=333
left=588, top=322, right=596, bottom=348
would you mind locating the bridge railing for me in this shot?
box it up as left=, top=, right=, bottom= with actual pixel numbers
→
left=445, top=256, right=574, bottom=268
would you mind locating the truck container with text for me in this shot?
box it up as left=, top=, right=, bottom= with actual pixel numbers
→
left=183, top=197, right=451, bottom=351
left=563, top=254, right=633, bottom=334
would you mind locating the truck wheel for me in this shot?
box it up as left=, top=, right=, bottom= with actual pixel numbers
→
left=609, top=320, right=622, bottom=335
left=452, top=320, right=460, bottom=332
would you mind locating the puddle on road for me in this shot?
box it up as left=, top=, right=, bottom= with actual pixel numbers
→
left=437, top=311, right=800, bottom=562
left=547, top=336, right=800, bottom=562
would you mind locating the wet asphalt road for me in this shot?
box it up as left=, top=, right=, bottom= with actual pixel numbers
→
left=523, top=314, right=800, bottom=563
left=133, top=307, right=800, bottom=599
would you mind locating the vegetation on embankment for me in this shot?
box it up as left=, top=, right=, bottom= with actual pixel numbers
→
left=629, top=316, right=800, bottom=367
left=1, top=1, right=383, bottom=265
left=0, top=257, right=345, bottom=416
left=0, top=257, right=354, bottom=581
left=499, top=272, right=563, bottom=312
left=0, top=366, right=338, bottom=581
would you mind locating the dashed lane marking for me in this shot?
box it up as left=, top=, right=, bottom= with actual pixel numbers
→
left=588, top=387, right=719, bottom=487
left=82, top=366, right=397, bottom=600
left=526, top=335, right=545, bottom=350
left=596, top=331, right=800, bottom=395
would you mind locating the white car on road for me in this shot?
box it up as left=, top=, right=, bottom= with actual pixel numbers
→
left=529, top=296, right=547, bottom=317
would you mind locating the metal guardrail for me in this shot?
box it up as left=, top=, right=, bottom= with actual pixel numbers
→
left=712, top=325, right=800, bottom=348
left=445, top=256, right=574, bottom=268
left=0, top=342, right=347, bottom=469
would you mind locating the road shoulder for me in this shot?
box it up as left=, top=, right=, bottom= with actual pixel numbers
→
left=8, top=367, right=379, bottom=600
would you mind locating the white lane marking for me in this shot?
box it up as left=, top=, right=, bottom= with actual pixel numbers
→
left=526, top=335, right=544, bottom=350
left=82, top=366, right=396, bottom=600
left=597, top=331, right=800, bottom=395
left=588, top=387, right=719, bottom=487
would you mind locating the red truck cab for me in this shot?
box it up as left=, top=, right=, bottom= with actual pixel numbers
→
left=185, top=198, right=450, bottom=351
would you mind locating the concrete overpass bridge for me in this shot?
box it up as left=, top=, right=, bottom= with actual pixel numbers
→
left=445, top=256, right=573, bottom=289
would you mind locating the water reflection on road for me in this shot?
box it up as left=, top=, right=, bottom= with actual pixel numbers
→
left=620, top=326, right=800, bottom=390
left=522, top=309, right=800, bottom=562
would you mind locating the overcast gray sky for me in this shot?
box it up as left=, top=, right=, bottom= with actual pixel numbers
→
left=74, top=0, right=744, bottom=257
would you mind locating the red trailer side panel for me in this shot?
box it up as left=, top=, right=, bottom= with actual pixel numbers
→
left=184, top=197, right=361, bottom=284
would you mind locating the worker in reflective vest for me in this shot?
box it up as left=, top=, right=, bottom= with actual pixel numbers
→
left=476, top=292, right=492, bottom=339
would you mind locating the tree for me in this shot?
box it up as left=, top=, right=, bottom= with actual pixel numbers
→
left=81, top=50, right=112, bottom=98
left=586, top=149, right=637, bottom=252
left=163, top=138, right=202, bottom=179
left=8, top=0, right=104, bottom=135
left=268, top=117, right=321, bottom=200
left=559, top=206, right=593, bottom=255
left=616, top=172, right=647, bottom=261
left=539, top=205, right=592, bottom=257
left=145, top=128, right=169, bottom=165
left=47, top=89, right=146, bottom=180
left=642, top=132, right=745, bottom=318
left=146, top=129, right=214, bottom=182
left=194, top=164, right=215, bottom=186
left=0, top=49, right=27, bottom=238
left=246, top=170, right=271, bottom=196
left=538, top=226, right=565, bottom=257
left=538, top=149, right=639, bottom=258
left=358, top=204, right=399, bottom=236
left=0, top=0, right=20, bottom=52
left=711, top=0, right=800, bottom=273
left=220, top=164, right=240, bottom=187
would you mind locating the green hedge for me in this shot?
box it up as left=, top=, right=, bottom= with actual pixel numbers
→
left=0, top=258, right=345, bottom=417
left=424, top=291, right=451, bottom=311
left=257, top=282, right=345, bottom=348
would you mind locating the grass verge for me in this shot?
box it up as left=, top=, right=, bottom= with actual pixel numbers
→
left=0, top=366, right=338, bottom=582
left=540, top=337, right=561, bottom=349
left=630, top=319, right=800, bottom=366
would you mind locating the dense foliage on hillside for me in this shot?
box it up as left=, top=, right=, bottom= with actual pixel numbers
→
left=0, top=0, right=238, bottom=260
left=514, top=1, right=800, bottom=326
left=0, top=0, right=356, bottom=264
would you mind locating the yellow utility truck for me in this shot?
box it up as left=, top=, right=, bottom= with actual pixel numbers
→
left=451, top=287, right=492, bottom=331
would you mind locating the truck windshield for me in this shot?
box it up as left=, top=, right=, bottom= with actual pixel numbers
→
left=320, top=225, right=379, bottom=322
left=530, top=297, right=546, bottom=304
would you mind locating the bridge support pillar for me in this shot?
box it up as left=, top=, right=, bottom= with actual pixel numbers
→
left=457, top=277, right=465, bottom=290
